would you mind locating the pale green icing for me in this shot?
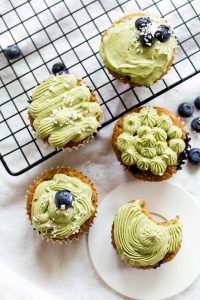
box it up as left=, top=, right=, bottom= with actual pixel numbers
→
left=150, top=156, right=167, bottom=175
left=157, top=114, right=173, bottom=131
left=137, top=157, right=150, bottom=170
left=113, top=200, right=182, bottom=267
left=137, top=126, right=151, bottom=137
left=99, top=14, right=176, bottom=86
left=167, top=126, right=182, bottom=139
left=169, top=139, right=185, bottom=154
left=29, top=74, right=103, bottom=148
left=121, top=147, right=139, bottom=165
left=152, top=127, right=167, bottom=142
left=162, top=148, right=177, bottom=166
left=116, top=107, right=185, bottom=175
left=31, top=174, right=95, bottom=239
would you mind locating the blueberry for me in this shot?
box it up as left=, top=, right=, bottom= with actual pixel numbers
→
left=178, top=102, right=194, bottom=118
left=155, top=25, right=171, bottom=42
left=188, top=148, right=200, bottom=165
left=194, top=96, right=200, bottom=109
left=52, top=62, right=68, bottom=75
left=139, top=31, right=155, bottom=47
left=3, top=45, right=22, bottom=60
left=55, top=190, right=74, bottom=209
left=191, top=117, right=200, bottom=133
left=135, top=17, right=151, bottom=30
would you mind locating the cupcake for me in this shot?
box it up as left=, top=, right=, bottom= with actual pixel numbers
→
left=112, top=106, right=188, bottom=181
left=28, top=74, right=103, bottom=149
left=26, top=167, right=98, bottom=241
left=99, top=12, right=176, bottom=87
left=112, top=199, right=182, bottom=269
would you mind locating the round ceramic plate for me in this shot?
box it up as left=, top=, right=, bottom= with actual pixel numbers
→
left=88, top=181, right=200, bottom=300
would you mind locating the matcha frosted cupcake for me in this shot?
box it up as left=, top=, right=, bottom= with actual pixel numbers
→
left=112, top=106, right=187, bottom=181
left=28, top=74, right=103, bottom=149
left=100, top=12, right=176, bottom=86
left=112, top=199, right=182, bottom=269
left=26, top=167, right=98, bottom=241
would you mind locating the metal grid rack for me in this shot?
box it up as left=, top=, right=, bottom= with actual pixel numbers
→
left=0, top=0, right=200, bottom=176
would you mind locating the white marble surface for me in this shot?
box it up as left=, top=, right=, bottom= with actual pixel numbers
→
left=0, top=74, right=200, bottom=300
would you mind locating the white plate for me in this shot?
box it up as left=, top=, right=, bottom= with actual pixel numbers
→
left=88, top=181, right=200, bottom=300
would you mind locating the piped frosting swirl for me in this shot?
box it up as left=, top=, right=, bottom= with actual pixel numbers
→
left=113, top=200, right=182, bottom=267
left=28, top=74, right=103, bottom=148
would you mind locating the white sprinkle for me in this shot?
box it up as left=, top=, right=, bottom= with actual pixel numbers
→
left=61, top=204, right=66, bottom=210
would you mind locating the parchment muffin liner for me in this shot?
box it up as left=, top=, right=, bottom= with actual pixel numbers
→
left=111, top=200, right=182, bottom=269
left=25, top=166, right=98, bottom=245
left=100, top=11, right=177, bottom=87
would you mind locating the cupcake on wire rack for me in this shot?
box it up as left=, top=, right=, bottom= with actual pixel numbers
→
left=112, top=106, right=189, bottom=181
left=28, top=74, right=103, bottom=149
left=26, top=167, right=98, bottom=242
left=99, top=12, right=176, bottom=87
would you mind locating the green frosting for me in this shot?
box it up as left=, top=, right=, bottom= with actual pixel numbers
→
left=99, top=14, right=176, bottom=86
left=113, top=200, right=182, bottom=267
left=28, top=74, right=103, bottom=148
left=116, top=107, right=186, bottom=175
left=31, top=174, right=95, bottom=239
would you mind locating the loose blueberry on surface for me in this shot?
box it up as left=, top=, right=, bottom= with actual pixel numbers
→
left=178, top=102, right=194, bottom=118
left=55, top=190, right=74, bottom=209
left=52, top=62, right=69, bottom=75
left=155, top=25, right=171, bottom=42
left=194, top=96, right=200, bottom=109
left=191, top=117, right=200, bottom=133
left=135, top=17, right=151, bottom=30
left=139, top=31, right=155, bottom=47
left=188, top=148, right=200, bottom=165
left=3, top=45, right=22, bottom=60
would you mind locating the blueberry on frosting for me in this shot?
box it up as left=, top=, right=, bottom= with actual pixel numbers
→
left=135, top=17, right=151, bottom=30
left=55, top=190, right=74, bottom=209
left=139, top=31, right=155, bottom=47
left=155, top=25, right=171, bottom=42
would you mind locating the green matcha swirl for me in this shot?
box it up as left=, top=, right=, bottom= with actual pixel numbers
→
left=31, top=174, right=95, bottom=239
left=113, top=200, right=182, bottom=267
left=100, top=14, right=176, bottom=86
left=28, top=74, right=103, bottom=148
left=116, top=107, right=186, bottom=176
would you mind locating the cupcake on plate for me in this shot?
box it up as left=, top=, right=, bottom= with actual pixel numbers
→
left=28, top=74, right=103, bottom=149
left=26, top=167, right=98, bottom=242
left=112, top=199, right=182, bottom=269
left=99, top=12, right=176, bottom=87
left=112, top=106, right=188, bottom=181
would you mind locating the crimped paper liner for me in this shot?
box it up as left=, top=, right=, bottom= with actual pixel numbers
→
left=25, top=167, right=98, bottom=244
left=112, top=106, right=187, bottom=182
left=111, top=200, right=182, bottom=269
left=100, top=11, right=176, bottom=87
left=27, top=77, right=103, bottom=151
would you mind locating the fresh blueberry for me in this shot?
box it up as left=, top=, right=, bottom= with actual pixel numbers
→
left=139, top=31, right=155, bottom=47
left=178, top=102, right=194, bottom=118
left=188, top=148, right=200, bottom=165
left=135, top=17, right=151, bottom=30
left=3, top=45, right=22, bottom=60
left=191, top=117, right=200, bottom=133
left=52, top=62, right=68, bottom=75
left=55, top=190, right=74, bottom=209
left=155, top=25, right=171, bottom=42
left=194, top=96, right=200, bottom=109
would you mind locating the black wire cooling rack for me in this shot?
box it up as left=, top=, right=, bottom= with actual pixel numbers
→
left=0, top=0, right=200, bottom=176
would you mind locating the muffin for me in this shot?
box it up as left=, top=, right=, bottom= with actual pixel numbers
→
left=26, top=167, right=98, bottom=241
left=112, top=106, right=187, bottom=181
left=99, top=12, right=176, bottom=87
left=28, top=74, right=103, bottom=149
left=112, top=199, right=182, bottom=269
